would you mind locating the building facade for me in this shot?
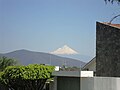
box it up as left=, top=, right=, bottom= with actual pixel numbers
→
left=82, top=57, right=96, bottom=72
left=96, top=22, right=120, bottom=77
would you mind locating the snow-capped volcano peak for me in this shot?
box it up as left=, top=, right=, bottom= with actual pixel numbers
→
left=50, top=45, right=78, bottom=55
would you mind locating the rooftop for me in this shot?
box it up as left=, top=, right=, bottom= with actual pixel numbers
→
left=52, top=71, right=93, bottom=77
left=103, top=22, right=120, bottom=29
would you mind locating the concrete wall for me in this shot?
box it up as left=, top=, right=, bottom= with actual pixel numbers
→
left=57, top=77, right=80, bottom=90
left=81, top=77, right=120, bottom=90
left=81, top=77, right=94, bottom=90
left=96, top=22, right=120, bottom=77
left=50, top=77, right=57, bottom=90
left=52, top=76, right=120, bottom=90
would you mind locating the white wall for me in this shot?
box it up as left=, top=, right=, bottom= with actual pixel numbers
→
left=81, top=77, right=94, bottom=90
left=82, top=58, right=96, bottom=72
left=81, top=77, right=120, bottom=90
left=81, top=71, right=93, bottom=77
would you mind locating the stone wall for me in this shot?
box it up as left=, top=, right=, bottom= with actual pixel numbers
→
left=96, top=22, right=120, bottom=77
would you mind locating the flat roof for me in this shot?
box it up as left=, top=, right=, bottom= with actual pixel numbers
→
left=52, top=71, right=94, bottom=77
left=52, top=71, right=80, bottom=77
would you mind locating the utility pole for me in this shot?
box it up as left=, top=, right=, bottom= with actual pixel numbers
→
left=49, top=54, right=51, bottom=65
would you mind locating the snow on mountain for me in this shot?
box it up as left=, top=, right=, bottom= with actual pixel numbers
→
left=50, top=45, right=78, bottom=55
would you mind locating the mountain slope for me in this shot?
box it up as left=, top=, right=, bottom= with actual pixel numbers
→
left=0, top=49, right=85, bottom=67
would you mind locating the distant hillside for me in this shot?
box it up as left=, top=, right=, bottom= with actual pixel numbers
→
left=0, top=50, right=86, bottom=67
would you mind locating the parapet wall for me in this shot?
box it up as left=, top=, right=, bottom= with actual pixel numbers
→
left=81, top=77, right=120, bottom=90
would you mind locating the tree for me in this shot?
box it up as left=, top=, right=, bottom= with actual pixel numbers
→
left=109, top=14, right=120, bottom=23
left=1, top=64, right=55, bottom=90
left=0, top=56, right=18, bottom=71
left=105, top=0, right=120, bottom=3
left=0, top=72, right=9, bottom=90
left=104, top=0, right=120, bottom=23
left=60, top=66, right=80, bottom=71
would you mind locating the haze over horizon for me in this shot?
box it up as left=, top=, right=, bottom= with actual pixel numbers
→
left=0, top=0, right=119, bottom=62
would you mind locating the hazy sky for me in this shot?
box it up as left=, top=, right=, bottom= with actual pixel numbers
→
left=0, top=0, right=120, bottom=59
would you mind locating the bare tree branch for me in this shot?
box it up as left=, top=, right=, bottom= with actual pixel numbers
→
left=109, top=14, right=120, bottom=23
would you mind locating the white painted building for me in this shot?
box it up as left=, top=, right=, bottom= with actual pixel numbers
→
left=82, top=57, right=96, bottom=73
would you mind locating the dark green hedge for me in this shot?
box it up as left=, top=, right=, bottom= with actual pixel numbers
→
left=0, top=64, right=55, bottom=90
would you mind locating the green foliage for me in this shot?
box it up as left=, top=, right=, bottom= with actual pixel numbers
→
left=0, top=64, right=55, bottom=90
left=0, top=56, right=18, bottom=71
left=60, top=66, right=80, bottom=71
left=0, top=72, right=3, bottom=83
left=0, top=72, right=8, bottom=89
left=3, top=64, right=55, bottom=80
left=0, top=72, right=3, bottom=81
